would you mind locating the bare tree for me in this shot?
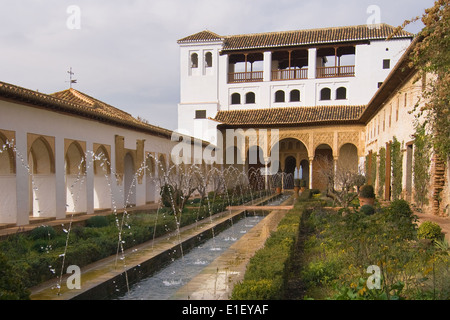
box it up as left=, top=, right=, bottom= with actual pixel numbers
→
left=316, top=154, right=365, bottom=208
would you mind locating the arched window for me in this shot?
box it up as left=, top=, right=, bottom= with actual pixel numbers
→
left=320, top=87, right=331, bottom=101
left=336, top=87, right=347, bottom=100
left=275, top=90, right=285, bottom=103
left=290, top=89, right=300, bottom=102
left=191, top=53, right=198, bottom=68
left=205, top=52, right=212, bottom=68
left=245, top=92, right=255, bottom=104
left=231, top=93, right=241, bottom=105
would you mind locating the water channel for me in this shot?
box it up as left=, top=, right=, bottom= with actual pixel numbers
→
left=115, top=194, right=290, bottom=300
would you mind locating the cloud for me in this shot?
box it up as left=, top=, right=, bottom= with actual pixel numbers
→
left=0, top=0, right=436, bottom=130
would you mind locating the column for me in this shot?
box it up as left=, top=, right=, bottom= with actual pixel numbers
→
left=308, top=48, right=317, bottom=79
left=309, top=157, right=314, bottom=189
left=263, top=51, right=272, bottom=82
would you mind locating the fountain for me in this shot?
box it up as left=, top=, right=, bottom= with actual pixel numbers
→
left=1, top=139, right=291, bottom=300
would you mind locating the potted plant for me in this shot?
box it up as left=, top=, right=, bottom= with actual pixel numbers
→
left=294, top=179, right=301, bottom=197
left=275, top=178, right=282, bottom=194
left=359, top=184, right=375, bottom=206
left=300, top=179, right=307, bottom=192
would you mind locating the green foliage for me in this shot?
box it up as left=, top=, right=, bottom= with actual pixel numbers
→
left=391, top=137, right=403, bottom=200
left=85, top=215, right=109, bottom=228
left=30, top=225, right=56, bottom=240
left=0, top=253, right=30, bottom=300
left=359, top=185, right=375, bottom=198
left=417, top=221, right=443, bottom=242
left=413, top=121, right=432, bottom=208
left=378, top=147, right=386, bottom=198
left=360, top=204, right=375, bottom=216
left=231, top=206, right=302, bottom=300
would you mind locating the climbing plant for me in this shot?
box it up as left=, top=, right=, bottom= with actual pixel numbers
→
left=378, top=147, right=386, bottom=198
left=413, top=122, right=432, bottom=208
left=391, top=137, right=403, bottom=200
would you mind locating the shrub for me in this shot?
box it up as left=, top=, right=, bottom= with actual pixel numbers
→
left=417, top=221, right=443, bottom=242
left=359, top=185, right=375, bottom=198
left=30, top=225, right=56, bottom=240
left=360, top=204, right=375, bottom=216
left=0, top=253, right=30, bottom=300
left=85, top=215, right=109, bottom=228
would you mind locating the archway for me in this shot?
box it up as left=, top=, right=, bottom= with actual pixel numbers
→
left=28, top=137, right=56, bottom=218
left=93, top=145, right=111, bottom=210
left=0, top=134, right=16, bottom=223
left=65, top=141, right=87, bottom=213
left=246, top=145, right=265, bottom=191
left=145, top=154, right=156, bottom=203
left=313, top=144, right=333, bottom=191
left=284, top=156, right=296, bottom=189
left=338, top=143, right=358, bottom=173
left=124, top=152, right=136, bottom=207
left=300, top=159, right=310, bottom=189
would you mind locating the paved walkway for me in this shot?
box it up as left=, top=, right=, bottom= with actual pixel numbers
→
left=415, top=211, right=450, bottom=242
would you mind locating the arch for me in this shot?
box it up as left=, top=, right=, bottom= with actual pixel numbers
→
left=93, top=145, right=111, bottom=175
left=336, top=87, right=347, bottom=100
left=93, top=145, right=112, bottom=210
left=231, top=93, right=241, bottom=105
left=28, top=136, right=56, bottom=217
left=313, top=144, right=333, bottom=191
left=0, top=133, right=16, bottom=223
left=338, top=143, right=358, bottom=173
left=145, top=153, right=157, bottom=203
left=245, top=92, right=255, bottom=104
left=300, top=159, right=310, bottom=189
left=191, top=53, right=198, bottom=68
left=65, top=141, right=87, bottom=213
left=0, top=133, right=15, bottom=174
left=205, top=52, right=212, bottom=68
left=320, top=87, right=331, bottom=101
left=65, top=141, right=86, bottom=175
left=284, top=156, right=297, bottom=189
left=275, top=90, right=285, bottom=103
left=124, top=152, right=136, bottom=206
left=290, top=89, right=301, bottom=102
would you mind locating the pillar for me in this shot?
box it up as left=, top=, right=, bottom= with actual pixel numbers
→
left=309, top=157, right=314, bottom=189
left=308, top=48, right=317, bottom=79
left=263, top=51, right=272, bottom=82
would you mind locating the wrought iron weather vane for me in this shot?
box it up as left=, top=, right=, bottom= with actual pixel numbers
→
left=67, top=67, right=77, bottom=88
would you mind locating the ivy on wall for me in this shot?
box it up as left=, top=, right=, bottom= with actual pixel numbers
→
left=413, top=122, right=432, bottom=208
left=378, top=147, right=386, bottom=198
left=391, top=136, right=403, bottom=200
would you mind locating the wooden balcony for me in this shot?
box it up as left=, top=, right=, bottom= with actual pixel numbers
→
left=316, top=65, right=355, bottom=78
left=272, top=68, right=308, bottom=81
left=228, top=71, right=263, bottom=83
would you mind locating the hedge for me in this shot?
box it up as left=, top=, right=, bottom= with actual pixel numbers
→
left=231, top=201, right=304, bottom=300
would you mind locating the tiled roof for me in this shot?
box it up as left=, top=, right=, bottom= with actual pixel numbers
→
left=0, top=81, right=174, bottom=139
left=177, top=30, right=224, bottom=43
left=214, top=105, right=366, bottom=127
left=50, top=88, right=142, bottom=126
left=179, top=24, right=413, bottom=51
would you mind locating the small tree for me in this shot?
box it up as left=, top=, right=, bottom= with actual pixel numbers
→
left=316, top=155, right=365, bottom=208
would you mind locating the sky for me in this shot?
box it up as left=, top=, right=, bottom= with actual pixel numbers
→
left=0, top=0, right=436, bottom=130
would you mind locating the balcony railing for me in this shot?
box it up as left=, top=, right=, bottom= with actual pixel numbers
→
left=228, top=71, right=264, bottom=83
left=272, top=68, right=308, bottom=81
left=316, top=65, right=355, bottom=78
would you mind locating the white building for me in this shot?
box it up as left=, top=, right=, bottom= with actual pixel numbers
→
left=177, top=24, right=413, bottom=144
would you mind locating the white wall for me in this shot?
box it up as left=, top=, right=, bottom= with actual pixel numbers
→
left=0, top=99, right=178, bottom=225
